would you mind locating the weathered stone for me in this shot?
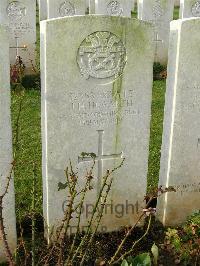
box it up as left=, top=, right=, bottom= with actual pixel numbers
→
left=0, top=25, right=17, bottom=263
left=95, top=0, right=133, bottom=17
left=89, top=0, right=95, bottom=14
left=175, top=0, right=180, bottom=6
left=138, top=0, right=175, bottom=65
left=41, top=16, right=154, bottom=236
left=39, top=0, right=47, bottom=20
left=0, top=0, right=36, bottom=74
left=157, top=18, right=200, bottom=226
left=180, top=0, right=200, bottom=18
left=47, top=0, right=85, bottom=19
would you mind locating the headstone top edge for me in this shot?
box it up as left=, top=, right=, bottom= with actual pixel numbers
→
left=41, top=15, right=154, bottom=28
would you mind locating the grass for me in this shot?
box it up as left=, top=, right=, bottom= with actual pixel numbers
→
left=11, top=89, right=42, bottom=220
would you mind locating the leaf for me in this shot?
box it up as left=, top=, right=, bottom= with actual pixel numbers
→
left=121, top=259, right=129, bottom=266
left=58, top=181, right=68, bottom=191
left=132, top=253, right=151, bottom=266
left=151, top=243, right=159, bottom=265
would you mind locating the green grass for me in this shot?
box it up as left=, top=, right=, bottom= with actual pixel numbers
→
left=11, top=89, right=42, bottom=220
left=173, top=7, right=180, bottom=20
left=148, top=80, right=166, bottom=190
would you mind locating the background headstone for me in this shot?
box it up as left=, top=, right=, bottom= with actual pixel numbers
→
left=0, top=25, right=17, bottom=263
left=47, top=0, right=85, bottom=19
left=89, top=0, right=95, bottom=13
left=41, top=16, right=154, bottom=235
left=39, top=0, right=47, bottom=20
left=0, top=0, right=36, bottom=74
left=95, top=0, right=133, bottom=17
left=175, top=0, right=180, bottom=6
left=180, top=0, right=200, bottom=18
left=85, top=0, right=89, bottom=13
left=138, top=0, right=175, bottom=65
left=157, top=18, right=200, bottom=226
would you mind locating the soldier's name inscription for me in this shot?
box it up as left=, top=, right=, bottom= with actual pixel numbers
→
left=67, top=88, right=139, bottom=127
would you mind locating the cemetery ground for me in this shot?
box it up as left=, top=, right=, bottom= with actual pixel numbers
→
left=1, top=6, right=200, bottom=266
left=10, top=71, right=200, bottom=266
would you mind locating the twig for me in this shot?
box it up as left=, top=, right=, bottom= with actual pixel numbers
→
left=72, top=158, right=125, bottom=263
left=113, top=214, right=152, bottom=264
left=0, top=164, right=15, bottom=266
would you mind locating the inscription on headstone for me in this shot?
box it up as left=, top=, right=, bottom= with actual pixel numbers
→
left=47, top=0, right=85, bottom=19
left=95, top=0, right=133, bottom=17
left=0, top=0, right=36, bottom=74
left=41, top=16, right=154, bottom=235
left=138, top=0, right=174, bottom=64
left=180, top=0, right=200, bottom=18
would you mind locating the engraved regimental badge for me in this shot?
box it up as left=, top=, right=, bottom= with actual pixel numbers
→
left=7, top=1, right=26, bottom=21
left=77, top=31, right=126, bottom=82
left=152, top=0, right=164, bottom=19
left=59, top=1, right=75, bottom=17
left=107, top=1, right=123, bottom=16
left=191, top=0, right=200, bottom=17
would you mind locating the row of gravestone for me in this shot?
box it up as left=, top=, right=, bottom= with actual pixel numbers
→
left=1, top=3, right=200, bottom=264
left=0, top=0, right=200, bottom=75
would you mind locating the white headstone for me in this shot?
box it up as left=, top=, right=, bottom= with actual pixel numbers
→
left=0, top=0, right=36, bottom=74
left=39, top=0, right=47, bottom=20
left=180, top=0, right=200, bottom=18
left=47, top=0, right=86, bottom=19
left=85, top=0, right=89, bottom=12
left=89, top=0, right=95, bottom=13
left=41, top=16, right=154, bottom=235
left=157, top=18, right=200, bottom=226
left=95, top=0, right=133, bottom=17
left=138, top=0, right=175, bottom=65
left=0, top=25, right=17, bottom=263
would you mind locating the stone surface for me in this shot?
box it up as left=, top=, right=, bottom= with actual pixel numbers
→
left=47, top=0, right=86, bottom=19
left=175, top=0, right=180, bottom=6
left=180, top=0, right=200, bottom=18
left=39, top=0, right=47, bottom=20
left=138, top=0, right=175, bottom=65
left=41, top=16, right=154, bottom=236
left=0, top=25, right=17, bottom=263
left=95, top=0, right=133, bottom=17
left=157, top=18, right=200, bottom=226
left=89, top=0, right=95, bottom=14
left=0, top=0, right=36, bottom=74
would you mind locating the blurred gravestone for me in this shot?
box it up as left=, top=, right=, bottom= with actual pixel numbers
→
left=138, top=0, right=174, bottom=64
left=0, top=0, right=36, bottom=74
left=95, top=0, right=133, bottom=17
left=89, top=0, right=95, bottom=13
left=47, top=0, right=85, bottom=19
left=180, top=0, right=200, bottom=18
left=39, top=0, right=47, bottom=20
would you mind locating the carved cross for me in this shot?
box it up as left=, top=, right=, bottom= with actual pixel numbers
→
left=154, top=32, right=163, bottom=62
left=78, top=130, right=123, bottom=191
left=10, top=37, right=27, bottom=57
